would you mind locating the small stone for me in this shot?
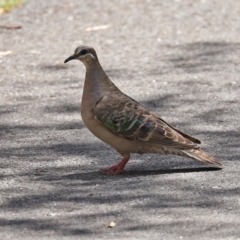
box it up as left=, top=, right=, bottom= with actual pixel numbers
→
left=107, top=221, right=116, bottom=228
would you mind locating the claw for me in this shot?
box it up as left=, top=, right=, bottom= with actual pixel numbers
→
left=101, top=155, right=130, bottom=175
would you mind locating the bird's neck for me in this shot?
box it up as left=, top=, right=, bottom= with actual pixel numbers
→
left=82, top=61, right=118, bottom=107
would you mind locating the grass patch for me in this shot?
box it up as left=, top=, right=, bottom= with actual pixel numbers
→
left=0, top=0, right=26, bottom=13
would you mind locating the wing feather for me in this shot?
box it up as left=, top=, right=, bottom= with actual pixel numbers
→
left=94, top=93, right=200, bottom=149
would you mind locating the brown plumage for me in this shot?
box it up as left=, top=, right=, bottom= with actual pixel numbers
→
left=64, top=45, right=222, bottom=174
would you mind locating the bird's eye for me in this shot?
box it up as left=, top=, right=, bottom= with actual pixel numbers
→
left=80, top=49, right=87, bottom=55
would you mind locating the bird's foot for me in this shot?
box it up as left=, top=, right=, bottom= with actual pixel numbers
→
left=101, top=155, right=130, bottom=175
left=101, top=164, right=126, bottom=175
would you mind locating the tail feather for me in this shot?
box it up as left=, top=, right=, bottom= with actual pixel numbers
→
left=182, top=149, right=222, bottom=166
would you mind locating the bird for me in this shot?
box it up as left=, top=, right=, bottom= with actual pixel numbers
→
left=64, top=45, right=222, bottom=174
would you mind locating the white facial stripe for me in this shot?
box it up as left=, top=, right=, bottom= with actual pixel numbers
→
left=80, top=53, right=95, bottom=59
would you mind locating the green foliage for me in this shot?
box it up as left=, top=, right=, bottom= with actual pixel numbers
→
left=0, top=0, right=26, bottom=12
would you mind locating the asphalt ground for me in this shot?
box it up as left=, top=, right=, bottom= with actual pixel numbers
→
left=0, top=0, right=240, bottom=239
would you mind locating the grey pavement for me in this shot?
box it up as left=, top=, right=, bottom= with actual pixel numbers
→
left=0, top=0, right=240, bottom=239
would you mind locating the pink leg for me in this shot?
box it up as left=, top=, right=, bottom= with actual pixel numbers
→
left=101, top=155, right=130, bottom=175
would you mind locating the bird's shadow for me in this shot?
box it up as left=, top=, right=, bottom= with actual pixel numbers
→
left=39, top=166, right=222, bottom=182
left=123, top=166, right=222, bottom=176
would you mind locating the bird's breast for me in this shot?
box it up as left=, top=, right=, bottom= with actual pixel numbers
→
left=80, top=107, right=139, bottom=156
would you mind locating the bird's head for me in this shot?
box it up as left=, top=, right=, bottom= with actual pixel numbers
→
left=64, top=45, right=98, bottom=65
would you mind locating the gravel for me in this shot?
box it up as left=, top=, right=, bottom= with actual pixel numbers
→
left=0, top=0, right=240, bottom=239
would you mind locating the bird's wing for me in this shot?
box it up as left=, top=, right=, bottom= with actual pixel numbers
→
left=94, top=93, right=200, bottom=149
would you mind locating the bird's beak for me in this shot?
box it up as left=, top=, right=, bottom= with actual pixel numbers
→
left=64, top=54, right=76, bottom=63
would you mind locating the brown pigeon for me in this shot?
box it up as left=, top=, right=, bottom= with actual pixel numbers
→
left=64, top=45, right=222, bottom=174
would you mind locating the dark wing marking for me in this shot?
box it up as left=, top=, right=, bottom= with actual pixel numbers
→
left=94, top=93, right=199, bottom=149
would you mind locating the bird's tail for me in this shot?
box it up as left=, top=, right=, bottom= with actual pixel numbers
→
left=181, top=149, right=222, bottom=166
